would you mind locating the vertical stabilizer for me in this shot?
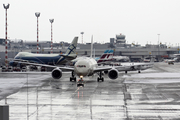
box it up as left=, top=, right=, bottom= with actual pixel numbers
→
left=64, top=37, right=78, bottom=56
left=90, top=35, right=93, bottom=58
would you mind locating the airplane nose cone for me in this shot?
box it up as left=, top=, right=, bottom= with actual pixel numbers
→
left=75, top=60, right=90, bottom=77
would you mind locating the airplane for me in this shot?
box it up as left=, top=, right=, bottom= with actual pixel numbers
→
left=114, top=57, right=154, bottom=74
left=18, top=55, right=124, bottom=82
left=9, top=37, right=78, bottom=67
left=118, top=62, right=154, bottom=73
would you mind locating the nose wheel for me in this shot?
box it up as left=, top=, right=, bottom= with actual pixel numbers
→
left=97, top=71, right=104, bottom=82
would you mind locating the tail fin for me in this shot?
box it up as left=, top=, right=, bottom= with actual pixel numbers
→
left=97, top=50, right=114, bottom=63
left=107, top=50, right=114, bottom=61
left=101, top=50, right=109, bottom=58
left=64, top=37, right=78, bottom=57
left=90, top=35, right=93, bottom=58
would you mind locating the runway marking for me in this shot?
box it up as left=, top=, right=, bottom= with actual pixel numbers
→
left=75, top=87, right=79, bottom=92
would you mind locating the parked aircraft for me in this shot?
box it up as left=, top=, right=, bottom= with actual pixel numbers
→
left=119, top=62, right=154, bottom=73
left=9, top=37, right=78, bottom=66
left=115, top=56, right=154, bottom=74
left=95, top=50, right=114, bottom=63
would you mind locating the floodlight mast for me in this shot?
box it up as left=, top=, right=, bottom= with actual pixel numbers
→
left=3, top=4, right=10, bottom=68
left=81, top=32, right=84, bottom=44
left=35, top=12, right=40, bottom=54
left=49, top=19, right=54, bottom=54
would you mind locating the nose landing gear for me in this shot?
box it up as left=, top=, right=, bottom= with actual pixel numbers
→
left=97, top=71, right=104, bottom=82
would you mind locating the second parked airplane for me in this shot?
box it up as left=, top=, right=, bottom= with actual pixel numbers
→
left=9, top=37, right=78, bottom=66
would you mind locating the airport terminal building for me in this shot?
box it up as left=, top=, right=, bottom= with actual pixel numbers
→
left=0, top=34, right=179, bottom=65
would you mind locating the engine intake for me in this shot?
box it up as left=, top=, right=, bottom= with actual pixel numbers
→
left=52, top=68, right=62, bottom=79
left=108, top=68, right=118, bottom=80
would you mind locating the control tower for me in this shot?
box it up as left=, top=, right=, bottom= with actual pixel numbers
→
left=116, top=34, right=126, bottom=44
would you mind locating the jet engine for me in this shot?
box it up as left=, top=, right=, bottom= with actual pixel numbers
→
left=108, top=68, right=118, bottom=80
left=51, top=68, right=62, bottom=79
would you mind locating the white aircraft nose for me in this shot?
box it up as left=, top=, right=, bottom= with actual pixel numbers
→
left=75, top=60, right=90, bottom=77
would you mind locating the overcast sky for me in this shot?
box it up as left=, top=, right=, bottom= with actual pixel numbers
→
left=0, top=0, right=180, bottom=46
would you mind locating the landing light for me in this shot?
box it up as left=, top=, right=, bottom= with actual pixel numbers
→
left=80, top=76, right=83, bottom=78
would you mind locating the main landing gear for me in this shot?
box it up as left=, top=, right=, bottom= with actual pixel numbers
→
left=70, top=71, right=76, bottom=82
left=97, top=71, right=104, bottom=82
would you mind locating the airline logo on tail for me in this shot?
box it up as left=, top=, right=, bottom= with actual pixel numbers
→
left=97, top=50, right=114, bottom=63
left=64, top=37, right=78, bottom=56
left=56, top=37, right=78, bottom=64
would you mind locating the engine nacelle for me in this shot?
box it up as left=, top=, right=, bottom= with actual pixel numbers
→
left=108, top=68, right=118, bottom=80
left=51, top=68, right=62, bottom=79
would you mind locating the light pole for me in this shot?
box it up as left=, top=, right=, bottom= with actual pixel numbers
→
left=35, top=12, right=40, bottom=54
left=157, top=34, right=160, bottom=55
left=81, top=32, right=84, bottom=44
left=3, top=4, right=10, bottom=68
left=157, top=34, right=160, bottom=61
left=49, top=19, right=54, bottom=54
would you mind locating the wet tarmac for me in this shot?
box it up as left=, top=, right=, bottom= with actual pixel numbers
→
left=0, top=62, right=180, bottom=119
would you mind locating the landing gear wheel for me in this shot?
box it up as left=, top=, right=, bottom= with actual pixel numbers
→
left=102, top=77, right=104, bottom=82
left=70, top=77, right=76, bottom=82
left=97, top=77, right=104, bottom=82
left=138, top=71, right=141, bottom=73
left=70, top=71, right=76, bottom=82
left=125, top=71, right=127, bottom=74
left=97, top=77, right=100, bottom=82
left=97, top=71, right=104, bottom=82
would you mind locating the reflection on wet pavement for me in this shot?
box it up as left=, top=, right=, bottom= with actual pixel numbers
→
left=0, top=63, right=180, bottom=119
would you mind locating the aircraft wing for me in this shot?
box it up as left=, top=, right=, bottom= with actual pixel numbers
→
left=94, top=63, right=153, bottom=73
left=118, top=63, right=154, bottom=71
left=94, top=66, right=113, bottom=73
left=97, top=61, right=112, bottom=65
left=94, top=65, right=130, bottom=73
left=17, top=61, right=74, bottom=71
